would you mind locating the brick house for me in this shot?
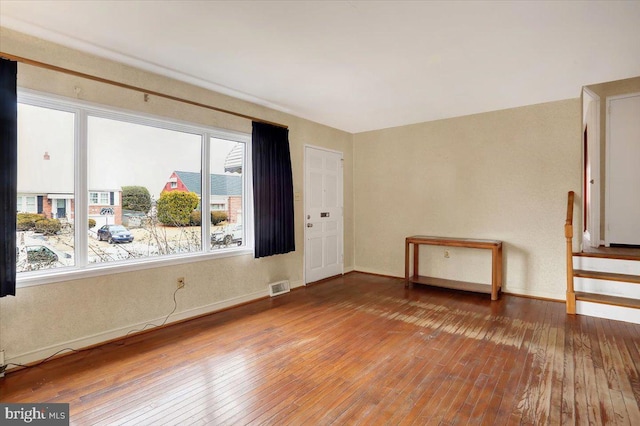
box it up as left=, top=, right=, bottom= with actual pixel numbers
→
left=162, top=171, right=242, bottom=224
left=17, top=190, right=123, bottom=228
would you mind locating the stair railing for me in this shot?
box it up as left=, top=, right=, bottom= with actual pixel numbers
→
left=566, top=191, right=576, bottom=314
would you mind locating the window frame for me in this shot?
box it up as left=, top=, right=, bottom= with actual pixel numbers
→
left=17, top=195, right=38, bottom=213
left=17, top=89, right=253, bottom=288
left=89, top=191, right=112, bottom=205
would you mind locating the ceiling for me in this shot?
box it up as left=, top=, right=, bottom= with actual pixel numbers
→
left=1, top=1, right=639, bottom=133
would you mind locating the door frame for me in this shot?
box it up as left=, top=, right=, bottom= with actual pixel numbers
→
left=303, top=144, right=344, bottom=285
left=605, top=91, right=640, bottom=247
left=582, top=87, right=600, bottom=248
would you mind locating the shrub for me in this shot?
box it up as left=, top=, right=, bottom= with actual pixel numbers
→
left=122, top=186, right=151, bottom=213
left=189, top=211, right=202, bottom=226
left=89, top=218, right=96, bottom=229
left=211, top=211, right=228, bottom=225
left=17, top=213, right=45, bottom=231
left=156, top=191, right=200, bottom=226
left=35, top=218, right=61, bottom=235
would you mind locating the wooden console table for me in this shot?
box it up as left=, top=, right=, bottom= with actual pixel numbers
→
left=404, top=236, right=503, bottom=301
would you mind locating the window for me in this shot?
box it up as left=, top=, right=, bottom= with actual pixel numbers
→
left=89, top=192, right=111, bottom=205
left=17, top=102, right=75, bottom=273
left=210, top=138, right=245, bottom=248
left=17, top=196, right=37, bottom=213
left=17, top=91, right=251, bottom=282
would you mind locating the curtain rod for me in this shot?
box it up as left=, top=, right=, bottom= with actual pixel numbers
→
left=0, top=52, right=288, bottom=129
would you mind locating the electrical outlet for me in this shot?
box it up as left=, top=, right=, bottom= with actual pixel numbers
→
left=444, top=250, right=450, bottom=258
left=177, top=277, right=185, bottom=289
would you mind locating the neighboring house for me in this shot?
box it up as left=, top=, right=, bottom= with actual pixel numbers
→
left=88, top=190, right=123, bottom=228
left=17, top=193, right=74, bottom=221
left=17, top=190, right=123, bottom=228
left=162, top=171, right=242, bottom=224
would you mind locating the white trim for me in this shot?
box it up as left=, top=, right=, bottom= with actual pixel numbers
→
left=582, top=87, right=600, bottom=248
left=3, top=288, right=269, bottom=371
left=76, top=108, right=89, bottom=268
left=18, top=89, right=251, bottom=144
left=576, top=301, right=640, bottom=325
left=17, top=249, right=255, bottom=288
left=47, top=193, right=74, bottom=199
left=201, top=133, right=211, bottom=250
left=573, top=256, right=640, bottom=275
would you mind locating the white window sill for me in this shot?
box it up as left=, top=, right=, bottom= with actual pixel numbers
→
left=16, top=247, right=254, bottom=288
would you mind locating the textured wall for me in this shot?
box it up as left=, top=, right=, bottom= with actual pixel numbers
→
left=353, top=100, right=582, bottom=300
left=0, top=27, right=354, bottom=364
left=0, top=26, right=583, bottom=367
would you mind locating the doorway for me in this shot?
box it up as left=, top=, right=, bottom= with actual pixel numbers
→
left=605, top=92, right=640, bottom=246
left=55, top=199, right=66, bottom=219
left=304, top=146, right=344, bottom=284
left=582, top=87, right=600, bottom=248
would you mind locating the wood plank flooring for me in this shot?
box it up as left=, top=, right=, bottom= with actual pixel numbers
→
left=2, top=272, right=640, bottom=425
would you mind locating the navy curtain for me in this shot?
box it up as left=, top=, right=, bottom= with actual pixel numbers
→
left=252, top=122, right=295, bottom=258
left=0, top=58, right=18, bottom=297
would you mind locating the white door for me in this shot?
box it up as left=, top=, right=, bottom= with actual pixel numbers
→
left=606, top=93, right=640, bottom=246
left=305, top=146, right=343, bottom=283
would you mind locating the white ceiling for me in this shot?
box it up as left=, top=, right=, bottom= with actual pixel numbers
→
left=1, top=1, right=639, bottom=133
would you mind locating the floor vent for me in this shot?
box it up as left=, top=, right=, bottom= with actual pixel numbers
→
left=269, top=280, right=290, bottom=297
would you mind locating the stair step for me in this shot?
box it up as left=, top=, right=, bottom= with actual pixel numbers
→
left=573, top=255, right=640, bottom=275
left=575, top=292, right=640, bottom=309
left=574, top=252, right=640, bottom=261
left=573, top=269, right=640, bottom=284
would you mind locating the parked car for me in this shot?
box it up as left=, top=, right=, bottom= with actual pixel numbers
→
left=211, top=224, right=243, bottom=247
left=17, top=244, right=73, bottom=271
left=97, top=224, right=134, bottom=244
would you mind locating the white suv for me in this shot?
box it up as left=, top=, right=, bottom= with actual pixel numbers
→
left=211, top=224, right=243, bottom=247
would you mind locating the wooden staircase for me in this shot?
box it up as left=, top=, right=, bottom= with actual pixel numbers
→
left=565, top=191, right=640, bottom=323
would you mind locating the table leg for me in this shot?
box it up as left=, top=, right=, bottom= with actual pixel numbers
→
left=413, top=244, right=419, bottom=281
left=497, top=244, right=503, bottom=293
left=405, top=240, right=410, bottom=288
left=491, top=246, right=500, bottom=301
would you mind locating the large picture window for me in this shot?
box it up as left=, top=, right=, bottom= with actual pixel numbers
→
left=16, top=91, right=251, bottom=283
left=17, top=102, right=75, bottom=273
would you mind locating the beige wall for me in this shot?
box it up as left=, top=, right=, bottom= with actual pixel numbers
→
left=1, top=26, right=584, bottom=367
left=353, top=100, right=582, bottom=300
left=0, top=27, right=354, bottom=365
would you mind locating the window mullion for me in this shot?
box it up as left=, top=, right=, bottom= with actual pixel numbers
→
left=75, top=109, right=88, bottom=268
left=201, top=133, right=211, bottom=251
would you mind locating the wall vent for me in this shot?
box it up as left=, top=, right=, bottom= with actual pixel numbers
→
left=269, top=280, right=290, bottom=297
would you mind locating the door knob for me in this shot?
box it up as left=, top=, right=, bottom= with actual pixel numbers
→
left=307, top=223, right=313, bottom=228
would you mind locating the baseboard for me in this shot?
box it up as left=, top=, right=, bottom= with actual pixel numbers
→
left=352, top=267, right=403, bottom=280
left=4, top=288, right=269, bottom=371
left=500, top=286, right=564, bottom=302
left=502, top=291, right=564, bottom=303
left=353, top=268, right=565, bottom=302
left=289, top=279, right=304, bottom=289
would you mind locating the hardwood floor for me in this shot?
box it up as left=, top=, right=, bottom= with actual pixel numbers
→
left=2, top=272, right=640, bottom=425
